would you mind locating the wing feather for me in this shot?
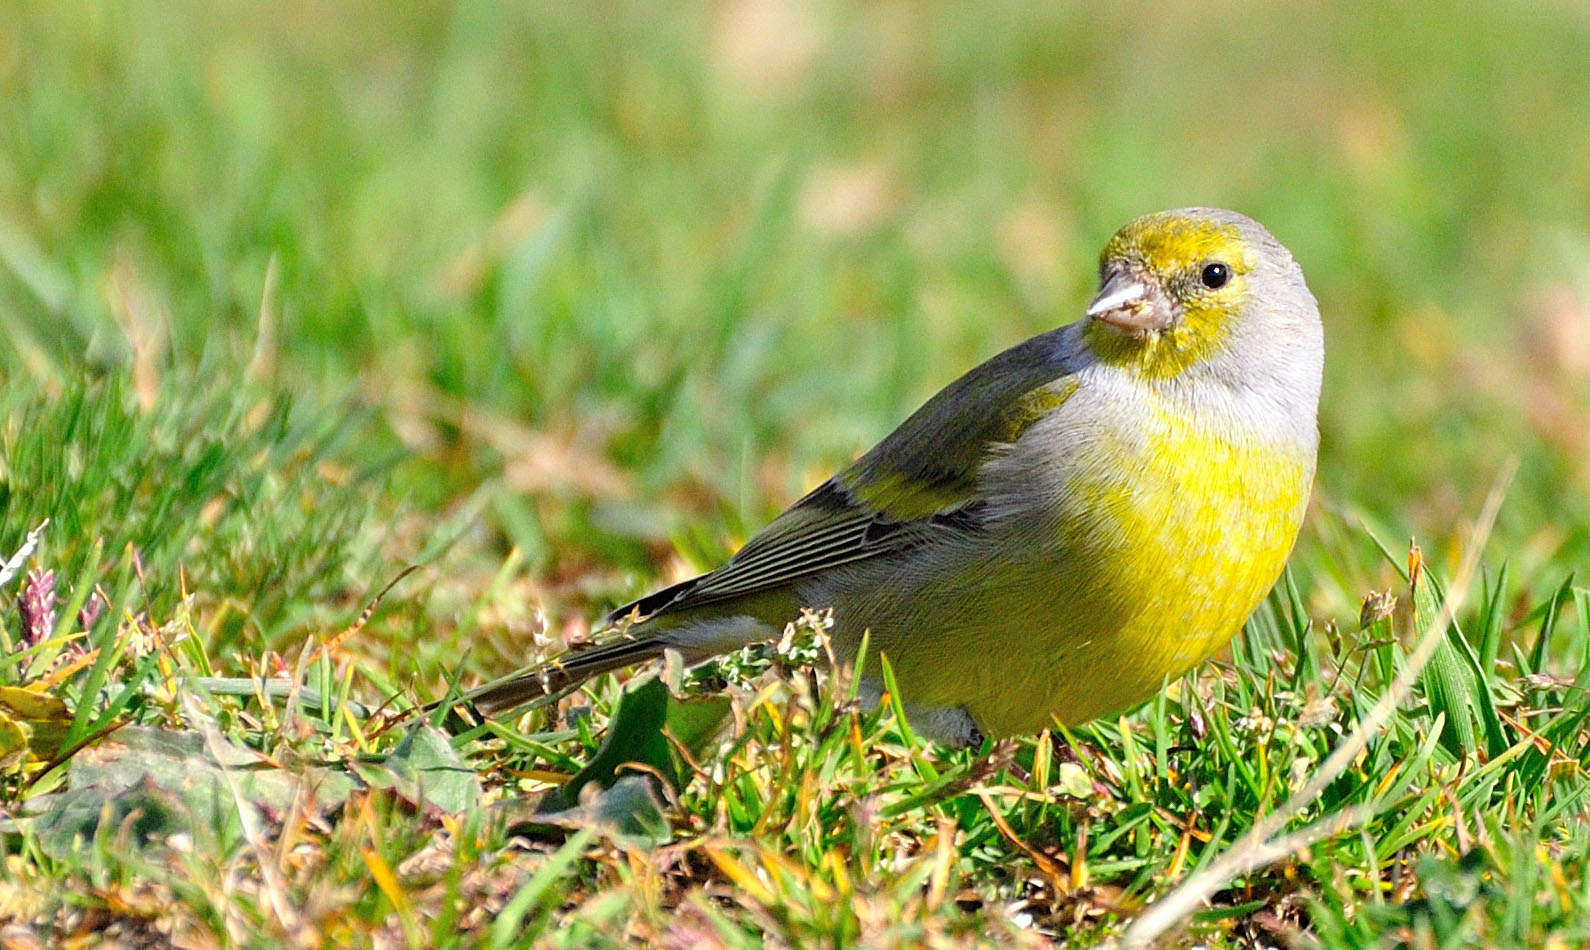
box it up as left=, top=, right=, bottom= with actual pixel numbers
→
left=611, top=326, right=1083, bottom=621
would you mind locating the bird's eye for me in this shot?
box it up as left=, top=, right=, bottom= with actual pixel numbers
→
left=1199, top=262, right=1230, bottom=289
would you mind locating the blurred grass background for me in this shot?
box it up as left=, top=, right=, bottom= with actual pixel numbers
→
left=5, top=1, right=1590, bottom=945
left=4, top=0, right=1590, bottom=702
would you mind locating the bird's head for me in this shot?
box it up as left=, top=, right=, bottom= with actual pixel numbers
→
left=1082, top=208, right=1316, bottom=382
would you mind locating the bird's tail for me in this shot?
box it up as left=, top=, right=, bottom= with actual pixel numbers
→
left=428, top=633, right=669, bottom=718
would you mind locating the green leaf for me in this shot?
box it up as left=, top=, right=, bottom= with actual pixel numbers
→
left=535, top=675, right=729, bottom=815
left=1055, top=761, right=1093, bottom=799
left=1410, top=550, right=1483, bottom=758
left=14, top=727, right=354, bottom=858
left=353, top=724, right=482, bottom=815
left=526, top=774, right=671, bottom=851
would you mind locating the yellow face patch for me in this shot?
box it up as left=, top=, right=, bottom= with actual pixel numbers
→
left=1084, top=213, right=1258, bottom=379
left=1101, top=213, right=1251, bottom=273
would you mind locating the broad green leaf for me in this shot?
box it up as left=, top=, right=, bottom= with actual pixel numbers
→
left=526, top=775, right=671, bottom=850
left=536, top=676, right=729, bottom=815
left=14, top=727, right=353, bottom=858
left=353, top=724, right=482, bottom=814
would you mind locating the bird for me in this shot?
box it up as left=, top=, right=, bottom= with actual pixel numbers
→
left=448, top=207, right=1323, bottom=746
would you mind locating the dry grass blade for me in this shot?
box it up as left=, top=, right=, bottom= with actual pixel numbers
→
left=1122, top=456, right=1519, bottom=948
left=976, top=788, right=1070, bottom=884
left=306, top=564, right=421, bottom=667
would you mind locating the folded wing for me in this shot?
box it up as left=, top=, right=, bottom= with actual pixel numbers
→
left=610, top=327, right=1079, bottom=622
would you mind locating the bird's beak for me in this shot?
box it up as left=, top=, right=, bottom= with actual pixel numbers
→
left=1086, top=268, right=1174, bottom=332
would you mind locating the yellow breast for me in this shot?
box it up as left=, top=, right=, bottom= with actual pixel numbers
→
left=967, top=400, right=1312, bottom=736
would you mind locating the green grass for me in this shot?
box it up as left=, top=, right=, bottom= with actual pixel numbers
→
left=3, top=0, right=1590, bottom=945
